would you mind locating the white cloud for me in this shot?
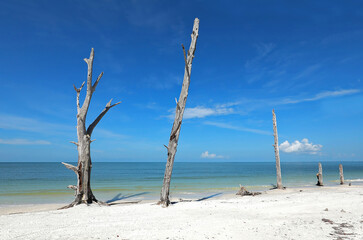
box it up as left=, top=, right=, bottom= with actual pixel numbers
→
left=0, top=138, right=51, bottom=145
left=280, top=89, right=360, bottom=104
left=279, top=138, right=322, bottom=154
left=204, top=121, right=271, bottom=135
left=201, top=151, right=225, bottom=159
left=168, top=105, right=234, bottom=120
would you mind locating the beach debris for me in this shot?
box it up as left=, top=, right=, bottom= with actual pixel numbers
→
left=159, top=18, right=200, bottom=208
left=272, top=109, right=283, bottom=189
left=339, top=164, right=344, bottom=185
left=236, top=185, right=262, bottom=196
left=324, top=208, right=329, bottom=211
left=60, top=48, right=120, bottom=209
left=349, top=183, right=352, bottom=186
left=299, top=190, right=303, bottom=192
left=316, top=162, right=323, bottom=186
left=341, top=209, right=346, bottom=213
left=322, top=218, right=334, bottom=224
left=323, top=218, right=355, bottom=238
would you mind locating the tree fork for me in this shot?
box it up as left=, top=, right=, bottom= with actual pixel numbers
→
left=60, top=48, right=120, bottom=209
left=159, top=18, right=199, bottom=207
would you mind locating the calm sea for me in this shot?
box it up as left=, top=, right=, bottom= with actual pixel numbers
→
left=0, top=162, right=362, bottom=205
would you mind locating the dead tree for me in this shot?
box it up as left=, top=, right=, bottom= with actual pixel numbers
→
left=316, top=162, right=323, bottom=186
left=61, top=48, right=120, bottom=208
left=339, top=164, right=344, bottom=185
left=159, top=18, right=200, bottom=207
left=272, top=109, right=283, bottom=189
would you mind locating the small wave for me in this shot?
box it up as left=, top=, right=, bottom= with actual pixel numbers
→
left=346, top=179, right=363, bottom=182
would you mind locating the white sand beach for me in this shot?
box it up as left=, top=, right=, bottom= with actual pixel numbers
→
left=0, top=185, right=362, bottom=240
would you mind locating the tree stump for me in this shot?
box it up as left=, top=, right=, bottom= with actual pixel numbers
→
left=339, top=164, right=344, bottom=185
left=316, top=162, right=323, bottom=186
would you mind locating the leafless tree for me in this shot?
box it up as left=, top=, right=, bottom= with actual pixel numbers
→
left=61, top=48, right=120, bottom=208
left=272, top=109, right=283, bottom=189
left=159, top=18, right=200, bottom=207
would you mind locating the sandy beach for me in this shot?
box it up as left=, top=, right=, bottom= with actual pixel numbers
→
left=0, top=185, right=362, bottom=240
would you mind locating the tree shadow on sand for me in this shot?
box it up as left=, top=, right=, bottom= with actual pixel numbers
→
left=106, top=192, right=150, bottom=205
left=171, top=192, right=223, bottom=205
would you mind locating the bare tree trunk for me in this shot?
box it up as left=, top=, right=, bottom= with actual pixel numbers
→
left=339, top=164, right=344, bottom=185
left=272, top=109, right=283, bottom=189
left=61, top=48, right=120, bottom=208
left=316, top=162, right=323, bottom=186
left=159, top=18, right=200, bottom=207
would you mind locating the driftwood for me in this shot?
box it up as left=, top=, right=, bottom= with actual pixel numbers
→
left=236, top=185, right=261, bottom=196
left=339, top=164, right=344, bottom=185
left=316, top=162, right=323, bottom=186
left=159, top=18, right=200, bottom=207
left=60, top=48, right=120, bottom=209
left=272, top=109, right=283, bottom=189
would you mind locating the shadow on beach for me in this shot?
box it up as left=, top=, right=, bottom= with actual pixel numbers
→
left=171, top=192, right=223, bottom=205
left=106, top=192, right=150, bottom=205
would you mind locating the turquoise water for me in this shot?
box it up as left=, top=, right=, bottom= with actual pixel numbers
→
left=0, top=162, right=362, bottom=205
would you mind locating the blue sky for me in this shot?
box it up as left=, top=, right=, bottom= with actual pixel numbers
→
left=0, top=0, right=362, bottom=162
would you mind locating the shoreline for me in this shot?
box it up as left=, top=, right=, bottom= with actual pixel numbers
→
left=0, top=183, right=361, bottom=216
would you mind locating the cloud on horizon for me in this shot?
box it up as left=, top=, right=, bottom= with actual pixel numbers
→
left=201, top=151, right=225, bottom=159
left=279, top=138, right=322, bottom=154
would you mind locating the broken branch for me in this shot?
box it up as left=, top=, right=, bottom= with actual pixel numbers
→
left=61, top=162, right=78, bottom=174
left=87, top=99, right=121, bottom=136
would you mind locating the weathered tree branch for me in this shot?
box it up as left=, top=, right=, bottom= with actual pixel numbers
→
left=182, top=44, right=190, bottom=77
left=73, top=82, right=85, bottom=113
left=86, top=99, right=121, bottom=136
left=80, top=48, right=95, bottom=117
left=92, top=72, right=103, bottom=92
left=61, top=162, right=78, bottom=174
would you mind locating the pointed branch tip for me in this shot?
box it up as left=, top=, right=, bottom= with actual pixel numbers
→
left=61, top=162, right=78, bottom=173
left=69, top=141, right=78, bottom=146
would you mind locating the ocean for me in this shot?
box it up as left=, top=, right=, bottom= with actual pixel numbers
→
left=0, top=162, right=362, bottom=205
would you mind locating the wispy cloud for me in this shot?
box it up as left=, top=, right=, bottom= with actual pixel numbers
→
left=293, top=64, right=321, bottom=80
left=0, top=114, right=73, bottom=135
left=201, top=151, right=225, bottom=159
left=204, top=121, right=271, bottom=135
left=0, top=138, right=51, bottom=145
left=168, top=105, right=235, bottom=120
left=95, top=129, right=128, bottom=140
left=279, top=89, right=360, bottom=104
left=279, top=138, right=322, bottom=154
left=245, top=43, right=275, bottom=70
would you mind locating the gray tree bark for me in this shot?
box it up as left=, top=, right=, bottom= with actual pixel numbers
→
left=317, top=162, right=323, bottom=186
left=61, top=48, right=120, bottom=208
left=339, top=164, right=344, bottom=185
left=272, top=109, right=283, bottom=189
left=159, top=18, right=200, bottom=207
